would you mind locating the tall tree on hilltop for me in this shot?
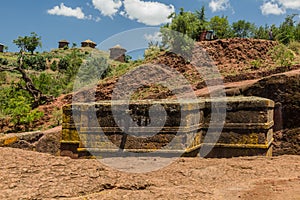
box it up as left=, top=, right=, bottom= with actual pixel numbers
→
left=13, top=32, right=42, bottom=55
left=232, top=20, right=256, bottom=38
left=277, top=14, right=299, bottom=44
left=209, top=15, right=233, bottom=39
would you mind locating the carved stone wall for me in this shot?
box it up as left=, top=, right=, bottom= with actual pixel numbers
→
left=61, top=97, right=274, bottom=158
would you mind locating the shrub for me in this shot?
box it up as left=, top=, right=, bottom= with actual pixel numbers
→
left=288, top=41, right=300, bottom=55
left=58, top=57, right=70, bottom=71
left=50, top=60, right=57, bottom=71
left=268, top=44, right=295, bottom=68
left=31, top=72, right=66, bottom=97
left=0, top=72, right=7, bottom=84
left=0, top=87, right=43, bottom=131
left=76, top=55, right=109, bottom=86
left=144, top=45, right=161, bottom=60
left=0, top=57, right=9, bottom=65
left=250, top=59, right=262, bottom=69
left=23, top=55, right=47, bottom=71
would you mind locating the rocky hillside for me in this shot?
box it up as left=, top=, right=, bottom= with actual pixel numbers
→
left=82, top=38, right=295, bottom=101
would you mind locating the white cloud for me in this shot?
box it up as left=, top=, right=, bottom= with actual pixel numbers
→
left=92, top=0, right=122, bottom=17
left=122, top=0, right=175, bottom=26
left=260, top=0, right=300, bottom=16
left=209, top=0, right=231, bottom=12
left=144, top=32, right=162, bottom=43
left=278, top=0, right=300, bottom=10
left=94, top=17, right=101, bottom=22
left=47, top=3, right=86, bottom=19
left=260, top=2, right=286, bottom=15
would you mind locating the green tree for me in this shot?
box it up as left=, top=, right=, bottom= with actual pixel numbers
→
left=72, top=42, right=77, bottom=48
left=161, top=8, right=207, bottom=58
left=0, top=52, right=53, bottom=108
left=276, top=14, right=298, bottom=44
left=232, top=20, right=256, bottom=38
left=254, top=24, right=270, bottom=40
left=163, top=8, right=205, bottom=40
left=195, top=6, right=209, bottom=31
left=13, top=32, right=42, bottom=54
left=0, top=87, right=43, bottom=131
left=209, top=15, right=232, bottom=39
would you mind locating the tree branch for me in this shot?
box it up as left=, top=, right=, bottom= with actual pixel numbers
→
left=0, top=54, right=53, bottom=108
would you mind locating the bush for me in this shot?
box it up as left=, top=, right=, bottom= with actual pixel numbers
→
left=268, top=44, right=295, bottom=67
left=31, top=72, right=66, bottom=97
left=58, top=57, right=70, bottom=71
left=0, top=72, right=7, bottom=84
left=0, top=57, right=9, bottom=65
left=144, top=45, right=161, bottom=60
left=250, top=59, right=262, bottom=69
left=50, top=60, right=57, bottom=71
left=23, top=55, right=47, bottom=71
left=76, top=55, right=109, bottom=86
left=0, top=87, right=43, bottom=131
left=288, top=41, right=300, bottom=55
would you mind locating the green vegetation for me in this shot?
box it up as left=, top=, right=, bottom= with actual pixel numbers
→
left=232, top=20, right=256, bottom=38
left=268, top=44, right=295, bottom=68
left=0, top=87, right=43, bottom=131
left=0, top=33, right=113, bottom=132
left=13, top=32, right=42, bottom=54
left=209, top=16, right=232, bottom=39
left=162, top=8, right=299, bottom=42
left=160, top=7, right=299, bottom=59
left=250, top=59, right=263, bottom=70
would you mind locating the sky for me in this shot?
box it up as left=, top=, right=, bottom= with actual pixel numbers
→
left=0, top=0, right=300, bottom=54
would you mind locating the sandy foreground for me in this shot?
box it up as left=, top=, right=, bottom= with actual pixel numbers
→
left=0, top=147, right=299, bottom=200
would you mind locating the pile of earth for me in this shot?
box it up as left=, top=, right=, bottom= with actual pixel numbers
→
left=71, top=38, right=287, bottom=102
left=199, top=38, right=278, bottom=72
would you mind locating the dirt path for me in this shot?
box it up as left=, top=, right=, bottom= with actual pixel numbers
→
left=195, top=68, right=300, bottom=97
left=0, top=147, right=299, bottom=200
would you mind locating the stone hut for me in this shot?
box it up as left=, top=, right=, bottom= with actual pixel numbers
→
left=58, top=40, right=69, bottom=49
left=0, top=43, right=4, bottom=53
left=81, top=39, right=96, bottom=48
left=109, top=45, right=127, bottom=62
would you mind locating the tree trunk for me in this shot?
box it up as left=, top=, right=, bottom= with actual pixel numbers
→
left=0, top=53, right=54, bottom=108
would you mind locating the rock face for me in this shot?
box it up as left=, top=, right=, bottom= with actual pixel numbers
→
left=226, top=70, right=300, bottom=156
left=242, top=72, right=300, bottom=130
left=0, top=126, right=61, bottom=155
left=273, top=128, right=300, bottom=156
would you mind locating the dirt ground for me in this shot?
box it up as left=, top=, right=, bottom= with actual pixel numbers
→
left=1, top=38, right=299, bottom=200
left=0, top=147, right=299, bottom=200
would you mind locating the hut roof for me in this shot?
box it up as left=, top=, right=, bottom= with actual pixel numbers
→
left=109, top=44, right=126, bottom=50
left=59, top=40, right=69, bottom=43
left=82, top=39, right=96, bottom=44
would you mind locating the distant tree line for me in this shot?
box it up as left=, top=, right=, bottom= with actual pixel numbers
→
left=162, top=6, right=300, bottom=44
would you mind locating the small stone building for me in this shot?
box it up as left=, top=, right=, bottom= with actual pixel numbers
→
left=0, top=43, right=4, bottom=53
left=58, top=40, right=69, bottom=49
left=81, top=39, right=96, bottom=48
left=109, top=45, right=127, bottom=62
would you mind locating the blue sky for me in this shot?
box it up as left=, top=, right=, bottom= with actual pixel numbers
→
left=0, top=0, right=299, bottom=53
